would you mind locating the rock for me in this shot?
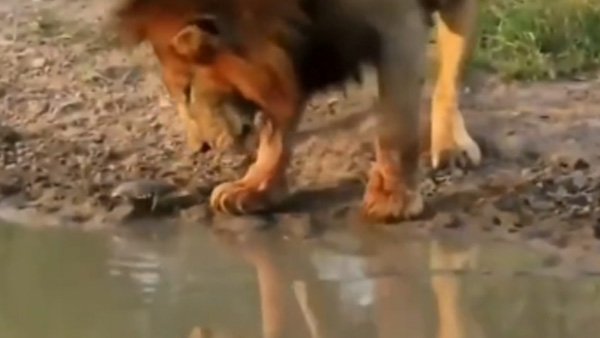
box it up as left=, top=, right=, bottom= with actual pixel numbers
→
left=0, top=175, right=23, bottom=196
left=549, top=152, right=590, bottom=171
left=523, top=194, right=555, bottom=212
left=30, top=57, right=46, bottom=69
left=548, top=184, right=570, bottom=203
left=560, top=172, right=589, bottom=194
left=420, top=177, right=437, bottom=196
left=565, top=194, right=590, bottom=208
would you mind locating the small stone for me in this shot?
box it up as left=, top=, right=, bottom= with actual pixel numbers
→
left=158, top=96, right=172, bottom=108
left=524, top=195, right=554, bottom=212
left=549, top=152, right=590, bottom=171
left=569, top=205, right=591, bottom=218
left=0, top=176, right=22, bottom=196
left=420, top=178, right=437, bottom=196
left=520, top=167, right=537, bottom=178
left=27, top=100, right=49, bottom=115
left=31, top=57, right=46, bottom=68
left=550, top=185, right=570, bottom=201
left=566, top=195, right=590, bottom=208
left=571, top=172, right=588, bottom=190
left=560, top=172, right=589, bottom=194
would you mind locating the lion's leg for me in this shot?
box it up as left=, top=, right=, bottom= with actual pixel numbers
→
left=210, top=107, right=297, bottom=214
left=429, top=241, right=480, bottom=338
left=430, top=0, right=481, bottom=169
left=362, top=10, right=427, bottom=223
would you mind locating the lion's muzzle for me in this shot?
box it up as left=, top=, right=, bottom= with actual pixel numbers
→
left=184, top=86, right=259, bottom=154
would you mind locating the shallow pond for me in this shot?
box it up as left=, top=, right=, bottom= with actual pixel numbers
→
left=1, top=221, right=600, bottom=338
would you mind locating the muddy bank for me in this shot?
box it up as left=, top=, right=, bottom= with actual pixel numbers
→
left=2, top=0, right=600, bottom=257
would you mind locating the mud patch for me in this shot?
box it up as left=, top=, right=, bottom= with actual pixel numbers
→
left=1, top=0, right=600, bottom=257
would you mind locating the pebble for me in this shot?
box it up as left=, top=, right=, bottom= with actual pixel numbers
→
left=0, top=175, right=23, bottom=196
left=549, top=152, right=590, bottom=171
left=524, top=195, right=554, bottom=212
left=30, top=57, right=46, bottom=68
left=560, top=172, right=589, bottom=194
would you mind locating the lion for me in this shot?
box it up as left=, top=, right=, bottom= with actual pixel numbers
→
left=112, top=0, right=481, bottom=223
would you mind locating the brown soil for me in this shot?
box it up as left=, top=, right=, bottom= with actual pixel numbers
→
left=1, top=0, right=600, bottom=256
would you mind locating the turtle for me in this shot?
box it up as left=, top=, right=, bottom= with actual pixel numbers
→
left=111, top=179, right=180, bottom=212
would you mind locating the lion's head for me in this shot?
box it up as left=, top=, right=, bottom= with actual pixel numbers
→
left=112, top=0, right=305, bottom=152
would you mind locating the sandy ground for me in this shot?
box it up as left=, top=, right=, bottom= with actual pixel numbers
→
left=2, top=0, right=600, bottom=257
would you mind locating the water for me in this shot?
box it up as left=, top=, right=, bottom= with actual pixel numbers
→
left=1, top=222, right=600, bottom=338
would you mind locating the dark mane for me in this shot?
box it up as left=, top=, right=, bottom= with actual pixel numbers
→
left=287, top=0, right=381, bottom=93
left=112, top=0, right=381, bottom=94
left=112, top=0, right=307, bottom=49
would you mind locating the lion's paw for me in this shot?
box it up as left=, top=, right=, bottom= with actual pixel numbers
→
left=361, top=168, right=424, bottom=224
left=210, top=180, right=285, bottom=215
left=430, top=113, right=481, bottom=170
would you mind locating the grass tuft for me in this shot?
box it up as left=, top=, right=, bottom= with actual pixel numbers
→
left=474, top=0, right=600, bottom=80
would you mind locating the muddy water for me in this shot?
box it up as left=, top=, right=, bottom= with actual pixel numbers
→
left=1, top=221, right=600, bottom=338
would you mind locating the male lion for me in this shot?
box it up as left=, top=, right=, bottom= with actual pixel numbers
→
left=113, top=0, right=481, bottom=222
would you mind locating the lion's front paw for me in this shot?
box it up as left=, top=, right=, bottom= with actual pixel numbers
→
left=430, top=110, right=481, bottom=170
left=361, top=167, right=424, bottom=224
left=209, top=179, right=285, bottom=215
left=430, top=132, right=481, bottom=170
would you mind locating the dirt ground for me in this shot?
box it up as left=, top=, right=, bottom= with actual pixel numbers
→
left=2, top=0, right=600, bottom=257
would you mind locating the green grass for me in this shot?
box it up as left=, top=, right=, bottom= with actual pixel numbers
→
left=474, top=0, right=600, bottom=80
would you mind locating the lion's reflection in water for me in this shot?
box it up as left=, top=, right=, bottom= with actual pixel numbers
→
left=1, top=223, right=596, bottom=338
left=143, top=226, right=485, bottom=338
